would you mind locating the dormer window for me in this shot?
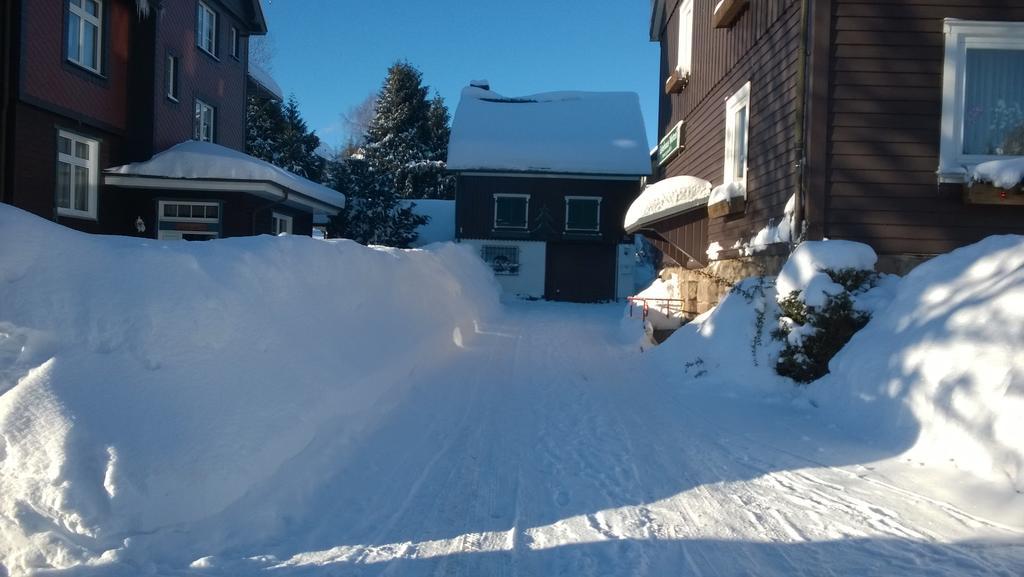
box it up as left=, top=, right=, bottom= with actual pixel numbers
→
left=196, top=1, right=218, bottom=57
left=67, top=0, right=102, bottom=73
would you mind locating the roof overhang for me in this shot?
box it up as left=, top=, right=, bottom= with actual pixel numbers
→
left=104, top=174, right=343, bottom=215
left=650, top=0, right=669, bottom=41
left=624, top=196, right=706, bottom=234
left=247, top=0, right=267, bottom=35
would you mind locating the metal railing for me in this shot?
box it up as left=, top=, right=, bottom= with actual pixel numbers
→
left=626, top=296, right=695, bottom=323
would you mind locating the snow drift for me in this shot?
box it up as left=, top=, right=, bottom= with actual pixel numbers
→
left=812, top=236, right=1024, bottom=494
left=0, top=206, right=499, bottom=574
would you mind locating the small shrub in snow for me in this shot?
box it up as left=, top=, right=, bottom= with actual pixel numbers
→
left=730, top=275, right=773, bottom=366
left=773, top=268, right=876, bottom=384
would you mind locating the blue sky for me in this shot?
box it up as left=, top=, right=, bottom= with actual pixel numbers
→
left=259, top=0, right=660, bottom=150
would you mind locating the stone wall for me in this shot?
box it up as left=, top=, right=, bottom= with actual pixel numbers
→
left=660, top=253, right=789, bottom=315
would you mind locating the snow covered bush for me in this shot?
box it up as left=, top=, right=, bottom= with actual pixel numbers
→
left=770, top=241, right=880, bottom=383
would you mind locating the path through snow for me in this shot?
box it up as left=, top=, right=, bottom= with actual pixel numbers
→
left=106, top=302, right=1024, bottom=576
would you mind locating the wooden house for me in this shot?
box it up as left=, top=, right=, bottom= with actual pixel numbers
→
left=0, top=0, right=343, bottom=240
left=447, top=82, right=650, bottom=302
left=633, top=0, right=1024, bottom=313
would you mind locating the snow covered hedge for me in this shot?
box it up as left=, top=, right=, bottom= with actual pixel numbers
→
left=0, top=206, right=499, bottom=574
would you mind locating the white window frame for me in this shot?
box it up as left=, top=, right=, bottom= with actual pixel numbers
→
left=677, top=0, right=694, bottom=77
left=564, top=196, right=602, bottom=233
left=939, top=19, right=1024, bottom=183
left=196, top=1, right=218, bottom=57
left=56, top=130, right=99, bottom=220
left=230, top=27, right=240, bottom=59
left=194, top=98, right=215, bottom=142
left=166, top=54, right=179, bottom=101
left=493, top=193, right=530, bottom=230
left=271, top=212, right=293, bottom=235
left=67, top=0, right=103, bottom=73
left=724, top=81, right=751, bottom=192
left=157, top=201, right=220, bottom=241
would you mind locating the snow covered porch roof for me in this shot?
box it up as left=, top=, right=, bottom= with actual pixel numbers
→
left=248, top=63, right=284, bottom=101
left=447, top=86, right=651, bottom=176
left=105, top=141, right=345, bottom=215
left=624, top=175, right=712, bottom=233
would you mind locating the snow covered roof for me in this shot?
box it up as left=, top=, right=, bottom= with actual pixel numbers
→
left=624, top=176, right=711, bottom=232
left=248, top=63, right=284, bottom=101
left=105, top=141, right=345, bottom=213
left=447, top=86, right=651, bottom=176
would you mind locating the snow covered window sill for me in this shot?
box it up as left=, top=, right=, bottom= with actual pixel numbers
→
left=938, top=19, right=1024, bottom=185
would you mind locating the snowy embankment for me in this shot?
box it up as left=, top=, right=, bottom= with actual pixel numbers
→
left=0, top=206, right=499, bottom=574
left=649, top=236, right=1024, bottom=510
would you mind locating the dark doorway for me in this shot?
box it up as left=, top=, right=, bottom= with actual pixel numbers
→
left=544, top=242, right=616, bottom=302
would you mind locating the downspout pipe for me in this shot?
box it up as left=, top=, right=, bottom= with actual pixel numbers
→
left=792, top=0, right=811, bottom=247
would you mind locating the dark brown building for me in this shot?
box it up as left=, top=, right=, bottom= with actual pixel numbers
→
left=447, top=83, right=651, bottom=302
left=0, top=0, right=342, bottom=240
left=634, top=0, right=1024, bottom=313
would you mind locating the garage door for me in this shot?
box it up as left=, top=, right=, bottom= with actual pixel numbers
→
left=544, top=243, right=616, bottom=302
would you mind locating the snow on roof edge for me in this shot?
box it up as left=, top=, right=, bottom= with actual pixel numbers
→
left=248, top=63, right=284, bottom=101
left=106, top=141, right=344, bottom=210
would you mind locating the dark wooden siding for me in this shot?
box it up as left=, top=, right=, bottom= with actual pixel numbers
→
left=654, top=0, right=802, bottom=257
left=826, top=1, right=1024, bottom=256
left=643, top=207, right=709, bottom=267
left=455, top=174, right=642, bottom=244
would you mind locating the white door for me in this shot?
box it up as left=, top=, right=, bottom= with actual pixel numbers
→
left=615, top=243, right=635, bottom=300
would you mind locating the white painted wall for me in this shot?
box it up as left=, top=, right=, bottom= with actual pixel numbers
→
left=460, top=239, right=546, bottom=299
left=615, top=243, right=636, bottom=300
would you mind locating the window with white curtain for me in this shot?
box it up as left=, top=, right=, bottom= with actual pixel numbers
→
left=939, top=20, right=1024, bottom=182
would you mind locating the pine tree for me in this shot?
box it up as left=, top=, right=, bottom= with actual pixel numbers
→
left=276, top=95, right=324, bottom=182
left=246, top=94, right=284, bottom=164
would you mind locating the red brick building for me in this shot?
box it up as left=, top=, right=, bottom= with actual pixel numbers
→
left=0, top=0, right=343, bottom=239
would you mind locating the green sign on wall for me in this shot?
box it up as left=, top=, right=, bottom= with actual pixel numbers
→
left=657, top=121, right=685, bottom=166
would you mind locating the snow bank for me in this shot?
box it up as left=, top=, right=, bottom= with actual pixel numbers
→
left=649, top=278, right=791, bottom=393
left=970, top=157, right=1024, bottom=189
left=742, top=194, right=795, bottom=256
left=632, top=275, right=686, bottom=332
left=812, top=235, right=1024, bottom=494
left=0, top=206, right=499, bottom=574
left=623, top=176, right=711, bottom=231
left=776, top=240, right=877, bottom=297
left=447, top=86, right=651, bottom=175
left=107, top=141, right=345, bottom=209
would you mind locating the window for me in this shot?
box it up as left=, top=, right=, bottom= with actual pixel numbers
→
left=939, top=20, right=1024, bottom=182
left=481, top=245, right=520, bottom=276
left=677, top=0, right=694, bottom=77
left=565, top=196, right=601, bottom=232
left=271, top=212, right=293, bottom=235
left=724, top=82, right=751, bottom=190
left=230, top=27, right=240, bottom=59
left=158, top=201, right=220, bottom=240
left=194, top=99, right=215, bottom=142
left=67, top=0, right=102, bottom=73
left=196, top=1, right=217, bottom=56
left=56, top=130, right=99, bottom=219
left=493, top=194, right=529, bottom=230
left=166, top=55, right=179, bottom=101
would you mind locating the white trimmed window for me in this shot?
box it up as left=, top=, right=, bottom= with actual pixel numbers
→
left=939, top=19, right=1024, bottom=182
left=194, top=99, right=215, bottom=142
left=158, top=201, right=220, bottom=241
left=67, top=0, right=102, bottom=73
left=166, top=54, right=179, bottom=100
left=230, top=27, right=240, bottom=59
left=493, top=194, right=529, bottom=230
left=677, top=0, right=694, bottom=77
left=271, top=212, right=293, bottom=235
left=564, top=196, right=602, bottom=232
left=724, top=82, right=751, bottom=191
left=196, top=1, right=217, bottom=56
left=56, top=130, right=99, bottom=219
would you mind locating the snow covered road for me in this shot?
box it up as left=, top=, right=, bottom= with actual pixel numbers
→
left=174, top=301, right=1023, bottom=577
